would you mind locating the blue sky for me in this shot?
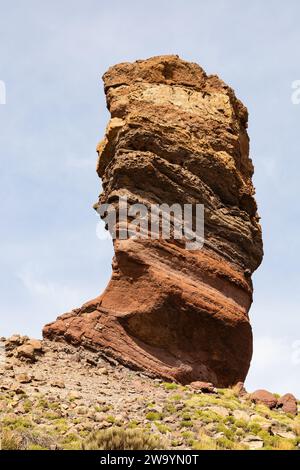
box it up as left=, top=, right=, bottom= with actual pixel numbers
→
left=0, top=0, right=299, bottom=395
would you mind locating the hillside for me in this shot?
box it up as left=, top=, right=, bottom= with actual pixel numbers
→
left=0, top=336, right=299, bottom=451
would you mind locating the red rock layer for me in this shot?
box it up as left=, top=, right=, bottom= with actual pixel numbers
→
left=43, top=55, right=263, bottom=386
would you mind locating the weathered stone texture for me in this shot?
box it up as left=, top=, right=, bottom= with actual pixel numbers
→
left=43, top=56, right=263, bottom=386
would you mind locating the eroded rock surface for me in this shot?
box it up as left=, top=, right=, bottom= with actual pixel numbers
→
left=43, top=55, right=263, bottom=386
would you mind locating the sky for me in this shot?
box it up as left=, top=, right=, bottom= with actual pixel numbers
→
left=0, top=0, right=299, bottom=396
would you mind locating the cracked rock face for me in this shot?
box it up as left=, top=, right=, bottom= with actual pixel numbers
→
left=43, top=55, right=263, bottom=386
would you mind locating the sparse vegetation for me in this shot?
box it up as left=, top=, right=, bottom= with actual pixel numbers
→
left=1, top=338, right=299, bottom=451
left=0, top=429, right=56, bottom=450
left=82, top=427, right=164, bottom=450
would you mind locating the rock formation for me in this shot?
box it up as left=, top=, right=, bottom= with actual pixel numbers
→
left=43, top=55, right=263, bottom=386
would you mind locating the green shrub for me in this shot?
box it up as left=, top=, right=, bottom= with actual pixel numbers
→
left=145, top=411, right=162, bottom=421
left=193, top=433, right=217, bottom=450
left=1, top=430, right=23, bottom=450
left=0, top=429, right=55, bottom=450
left=180, top=420, right=193, bottom=428
left=163, top=382, right=178, bottom=391
left=82, top=427, right=165, bottom=450
left=155, top=423, right=170, bottom=434
left=216, top=436, right=237, bottom=450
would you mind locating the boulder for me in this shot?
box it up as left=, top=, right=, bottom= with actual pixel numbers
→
left=16, top=344, right=36, bottom=362
left=250, top=390, right=277, bottom=409
left=277, top=393, right=297, bottom=415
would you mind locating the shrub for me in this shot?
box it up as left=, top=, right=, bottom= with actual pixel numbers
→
left=217, top=436, right=243, bottom=450
left=193, top=432, right=217, bottom=450
left=248, top=422, right=262, bottom=434
left=0, top=429, right=55, bottom=450
left=145, top=411, right=162, bottom=421
left=180, top=420, right=193, bottom=428
left=291, top=421, right=300, bottom=436
left=82, top=427, right=165, bottom=450
left=181, top=412, right=192, bottom=421
left=216, top=423, right=235, bottom=440
left=163, top=382, right=178, bottom=391
left=1, top=430, right=23, bottom=450
left=272, top=439, right=295, bottom=451
left=164, top=403, right=176, bottom=414
left=169, top=394, right=183, bottom=402
left=155, top=423, right=170, bottom=434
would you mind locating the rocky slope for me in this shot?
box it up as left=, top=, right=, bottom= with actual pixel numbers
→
left=43, top=55, right=263, bottom=386
left=1, top=336, right=299, bottom=451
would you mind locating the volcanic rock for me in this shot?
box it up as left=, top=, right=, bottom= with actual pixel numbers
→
left=277, top=393, right=297, bottom=415
left=189, top=381, right=216, bottom=393
left=250, top=390, right=278, bottom=409
left=235, top=381, right=247, bottom=396
left=43, top=55, right=263, bottom=386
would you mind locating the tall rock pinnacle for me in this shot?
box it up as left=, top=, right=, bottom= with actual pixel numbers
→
left=43, top=55, right=263, bottom=386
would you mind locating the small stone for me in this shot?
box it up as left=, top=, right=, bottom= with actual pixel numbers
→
left=275, top=431, right=296, bottom=440
left=7, top=335, right=23, bottom=346
left=98, top=367, right=108, bottom=375
left=175, top=403, right=184, bottom=411
left=190, top=381, right=215, bottom=393
left=97, top=421, right=110, bottom=429
left=163, top=416, right=175, bottom=423
left=68, top=391, right=82, bottom=400
left=16, top=345, right=36, bottom=362
left=51, top=380, right=65, bottom=389
left=94, top=412, right=106, bottom=422
left=242, top=435, right=264, bottom=450
left=103, top=421, right=112, bottom=428
left=33, top=374, right=44, bottom=382
left=15, top=404, right=26, bottom=414
left=11, top=384, right=25, bottom=394
left=15, top=373, right=32, bottom=383
left=75, top=406, right=88, bottom=415
left=147, top=405, right=163, bottom=414
left=27, top=339, right=43, bottom=352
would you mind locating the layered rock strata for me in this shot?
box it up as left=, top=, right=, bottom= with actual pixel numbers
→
left=43, top=55, right=263, bottom=386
